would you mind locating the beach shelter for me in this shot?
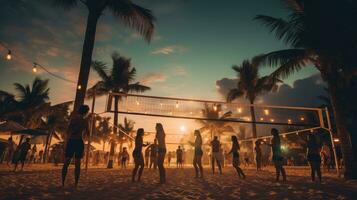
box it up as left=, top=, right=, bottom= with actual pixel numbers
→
left=0, top=120, right=26, bottom=133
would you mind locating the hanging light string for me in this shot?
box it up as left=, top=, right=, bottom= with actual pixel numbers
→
left=0, top=41, right=12, bottom=60
left=33, top=62, right=76, bottom=84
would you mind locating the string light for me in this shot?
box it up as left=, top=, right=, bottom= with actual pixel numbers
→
left=287, top=119, right=292, bottom=124
left=6, top=50, right=12, bottom=60
left=264, top=109, right=270, bottom=115
left=300, top=116, right=305, bottom=121
left=213, top=105, right=217, bottom=111
left=270, top=118, right=275, bottom=122
left=175, top=101, right=179, bottom=108
left=77, top=85, right=82, bottom=90
left=237, top=108, right=242, bottom=113
left=333, top=138, right=340, bottom=142
left=260, top=117, right=264, bottom=121
left=32, top=64, right=38, bottom=73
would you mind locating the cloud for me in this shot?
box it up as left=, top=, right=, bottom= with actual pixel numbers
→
left=151, top=45, right=187, bottom=55
left=216, top=74, right=327, bottom=107
left=141, top=73, right=167, bottom=85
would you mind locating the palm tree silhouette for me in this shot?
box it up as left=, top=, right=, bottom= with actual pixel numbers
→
left=226, top=59, right=280, bottom=139
left=254, top=0, right=357, bottom=178
left=52, top=0, right=155, bottom=111
left=87, top=52, right=150, bottom=168
left=198, top=104, right=234, bottom=140
left=119, top=117, right=135, bottom=150
left=0, top=77, right=51, bottom=144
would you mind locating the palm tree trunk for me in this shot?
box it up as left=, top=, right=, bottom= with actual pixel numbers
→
left=72, top=11, right=100, bottom=112
left=103, top=141, right=105, bottom=151
left=107, top=96, right=119, bottom=168
left=43, top=129, right=54, bottom=163
left=249, top=102, right=257, bottom=138
left=328, top=80, right=357, bottom=179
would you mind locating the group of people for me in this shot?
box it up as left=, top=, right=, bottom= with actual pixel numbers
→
left=59, top=105, right=328, bottom=187
left=3, top=136, right=42, bottom=172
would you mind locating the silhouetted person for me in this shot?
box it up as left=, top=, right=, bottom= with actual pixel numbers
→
left=193, top=130, right=203, bottom=178
left=62, top=105, right=90, bottom=187
left=144, top=146, right=150, bottom=168
left=167, top=151, right=172, bottom=167
left=149, top=139, right=158, bottom=169
left=29, top=144, right=37, bottom=164
left=176, top=146, right=183, bottom=168
left=321, top=142, right=332, bottom=172
left=211, top=136, right=222, bottom=174
left=13, top=138, right=31, bottom=172
left=255, top=140, right=262, bottom=171
left=270, top=128, right=286, bottom=182
left=6, top=137, right=15, bottom=166
left=307, top=134, right=322, bottom=182
left=229, top=136, right=245, bottom=179
left=156, top=123, right=166, bottom=184
left=132, top=128, right=148, bottom=182
left=121, top=147, right=129, bottom=169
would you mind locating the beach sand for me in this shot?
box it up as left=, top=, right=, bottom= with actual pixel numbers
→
left=0, top=164, right=356, bottom=200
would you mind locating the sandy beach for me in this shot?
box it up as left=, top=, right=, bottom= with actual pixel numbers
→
left=1, top=164, right=356, bottom=200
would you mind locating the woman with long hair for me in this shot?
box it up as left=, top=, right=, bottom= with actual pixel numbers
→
left=193, top=130, right=204, bottom=178
left=132, top=128, right=148, bottom=182
left=155, top=123, right=166, bottom=184
left=270, top=128, right=286, bottom=182
left=228, top=135, right=246, bottom=179
left=306, top=134, right=322, bottom=182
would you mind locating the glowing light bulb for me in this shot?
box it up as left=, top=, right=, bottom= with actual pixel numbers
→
left=287, top=119, right=292, bottom=124
left=300, top=117, right=305, bottom=121
left=136, top=101, right=140, bottom=105
left=77, top=85, right=82, bottom=90
left=333, top=138, right=340, bottom=142
left=260, top=117, right=264, bottom=121
left=180, top=126, right=186, bottom=132
left=175, top=101, right=179, bottom=108
left=6, top=50, right=12, bottom=60
left=264, top=109, right=270, bottom=115
left=237, top=108, right=242, bottom=113
left=270, top=118, right=275, bottom=122
left=213, top=105, right=217, bottom=111
left=32, top=65, right=37, bottom=73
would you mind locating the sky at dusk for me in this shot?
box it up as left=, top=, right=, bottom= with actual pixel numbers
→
left=0, top=0, right=324, bottom=136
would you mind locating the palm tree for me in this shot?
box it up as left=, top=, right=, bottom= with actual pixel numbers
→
left=118, top=117, right=135, bottom=150
left=0, top=77, right=51, bottom=143
left=253, top=0, right=357, bottom=179
left=52, top=0, right=155, bottom=112
left=92, top=116, right=112, bottom=151
left=42, top=102, right=72, bottom=162
left=87, top=52, right=150, bottom=168
left=226, top=60, right=280, bottom=139
left=198, top=104, right=234, bottom=141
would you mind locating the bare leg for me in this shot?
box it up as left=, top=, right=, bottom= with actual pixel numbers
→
left=216, top=159, right=222, bottom=174
left=158, top=153, right=166, bottom=183
left=138, top=164, right=144, bottom=182
left=274, top=161, right=280, bottom=181
left=281, top=164, right=287, bottom=181
left=20, top=160, right=25, bottom=171
left=62, top=157, right=71, bottom=186
left=193, top=156, right=199, bottom=177
left=132, top=164, right=139, bottom=182
left=211, top=156, right=215, bottom=174
left=197, top=156, right=203, bottom=178
left=74, top=158, right=81, bottom=187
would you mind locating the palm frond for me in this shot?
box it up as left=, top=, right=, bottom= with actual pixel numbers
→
left=125, top=82, right=150, bottom=93
left=226, top=88, right=243, bottom=102
left=107, top=0, right=155, bottom=42
left=92, top=61, right=110, bottom=82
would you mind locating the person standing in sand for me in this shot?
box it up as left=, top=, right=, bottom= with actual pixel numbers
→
left=156, top=123, right=166, bottom=184
left=6, top=137, right=15, bottom=166
left=210, top=136, right=222, bottom=174
left=13, top=138, right=31, bottom=172
left=132, top=128, right=148, bottom=182
left=176, top=146, right=183, bottom=168
left=61, top=105, right=90, bottom=187
left=269, top=128, right=286, bottom=182
left=192, top=130, right=203, bottom=178
left=255, top=140, right=262, bottom=171
left=228, top=136, right=246, bottom=179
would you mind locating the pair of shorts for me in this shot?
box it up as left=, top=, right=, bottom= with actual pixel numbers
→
left=212, top=152, right=221, bottom=161
left=65, top=139, right=84, bottom=159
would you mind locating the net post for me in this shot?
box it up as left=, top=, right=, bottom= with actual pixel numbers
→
left=325, top=107, right=340, bottom=177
